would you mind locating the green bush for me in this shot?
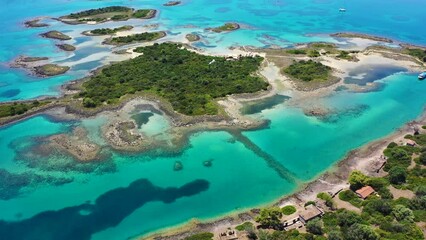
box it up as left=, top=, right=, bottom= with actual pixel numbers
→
left=184, top=232, right=214, bottom=240
left=339, top=190, right=363, bottom=208
left=235, top=222, right=253, bottom=231
left=389, top=166, right=407, bottom=184
left=283, top=60, right=331, bottom=82
left=282, top=205, right=297, bottom=215
left=306, top=218, right=323, bottom=235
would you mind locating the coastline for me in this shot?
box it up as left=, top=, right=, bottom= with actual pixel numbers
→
left=138, top=108, right=426, bottom=240
left=1, top=30, right=426, bottom=238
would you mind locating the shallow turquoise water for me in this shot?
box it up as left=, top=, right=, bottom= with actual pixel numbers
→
left=1, top=1, right=426, bottom=239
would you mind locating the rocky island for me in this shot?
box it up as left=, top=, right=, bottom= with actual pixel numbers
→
left=41, top=31, right=72, bottom=40
left=34, top=64, right=70, bottom=77
left=58, top=6, right=157, bottom=25
left=56, top=43, right=76, bottom=51
left=209, top=22, right=240, bottom=33
left=24, top=18, right=49, bottom=28
left=164, top=1, right=181, bottom=6
left=185, top=33, right=201, bottom=42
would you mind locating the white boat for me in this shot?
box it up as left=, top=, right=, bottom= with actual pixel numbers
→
left=339, top=8, right=346, bottom=12
left=418, top=72, right=426, bottom=80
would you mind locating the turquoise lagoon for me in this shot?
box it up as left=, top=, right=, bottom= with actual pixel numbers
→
left=1, top=0, right=426, bottom=239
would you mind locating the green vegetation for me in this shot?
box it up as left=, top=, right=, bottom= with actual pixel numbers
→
left=211, top=23, right=240, bottom=33
left=255, top=207, right=283, bottom=229
left=65, top=6, right=132, bottom=19
left=41, top=31, right=71, bottom=40
left=88, top=25, right=133, bottom=35
left=0, top=101, right=49, bottom=118
left=20, top=57, right=48, bottom=62
left=79, top=43, right=267, bottom=115
left=104, top=31, right=166, bottom=45
left=61, top=6, right=156, bottom=23
left=284, top=60, right=332, bottom=82
left=285, top=49, right=307, bottom=55
left=281, top=205, right=297, bottom=215
left=184, top=232, right=214, bottom=240
left=405, top=48, right=426, bottom=62
left=339, top=190, right=363, bottom=208
left=235, top=221, right=254, bottom=231
left=306, top=218, right=323, bottom=235
left=336, top=50, right=358, bottom=61
left=308, top=50, right=320, bottom=57
left=34, top=64, right=70, bottom=76
left=132, top=9, right=154, bottom=18
left=317, top=192, right=336, bottom=209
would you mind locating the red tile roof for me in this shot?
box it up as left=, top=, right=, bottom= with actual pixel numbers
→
left=356, top=186, right=375, bottom=199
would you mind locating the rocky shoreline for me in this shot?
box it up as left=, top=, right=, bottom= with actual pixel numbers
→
left=139, top=112, right=426, bottom=240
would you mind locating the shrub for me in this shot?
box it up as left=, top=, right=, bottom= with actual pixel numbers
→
left=235, top=222, right=254, bottom=231
left=255, top=207, right=283, bottom=228
left=283, top=60, right=331, bottom=82
left=346, top=224, right=379, bottom=240
left=393, top=205, right=415, bottom=222
left=349, top=171, right=369, bottom=191
left=282, top=205, right=297, bottom=215
left=338, top=190, right=362, bottom=208
left=389, top=166, right=407, bottom=184
left=306, top=218, right=323, bottom=235
left=184, top=232, right=214, bottom=240
left=387, top=142, right=398, bottom=148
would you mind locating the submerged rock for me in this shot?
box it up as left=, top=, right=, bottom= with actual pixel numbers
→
left=203, top=159, right=213, bottom=167
left=174, top=161, right=183, bottom=171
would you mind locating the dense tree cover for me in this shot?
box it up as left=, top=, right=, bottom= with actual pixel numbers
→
left=255, top=207, right=283, bottom=229
left=0, top=101, right=48, bottom=118
left=283, top=60, right=331, bottom=82
left=388, top=166, right=407, bottom=184
left=90, top=25, right=133, bottom=35
left=405, top=48, right=426, bottom=62
left=184, top=232, right=214, bottom=240
left=346, top=224, right=379, bottom=240
left=65, top=6, right=132, bottom=19
left=80, top=43, right=267, bottom=115
left=105, top=31, right=165, bottom=45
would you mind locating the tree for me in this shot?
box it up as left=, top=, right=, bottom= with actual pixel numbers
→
left=327, top=231, right=342, bottom=240
left=255, top=207, right=283, bottom=229
left=419, top=152, right=426, bottom=165
left=336, top=210, right=363, bottom=227
left=346, top=224, right=379, bottom=240
left=349, top=171, right=369, bottom=191
left=388, top=166, right=407, bottom=184
left=306, top=218, right=323, bottom=235
left=393, top=204, right=415, bottom=222
left=83, top=97, right=97, bottom=108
